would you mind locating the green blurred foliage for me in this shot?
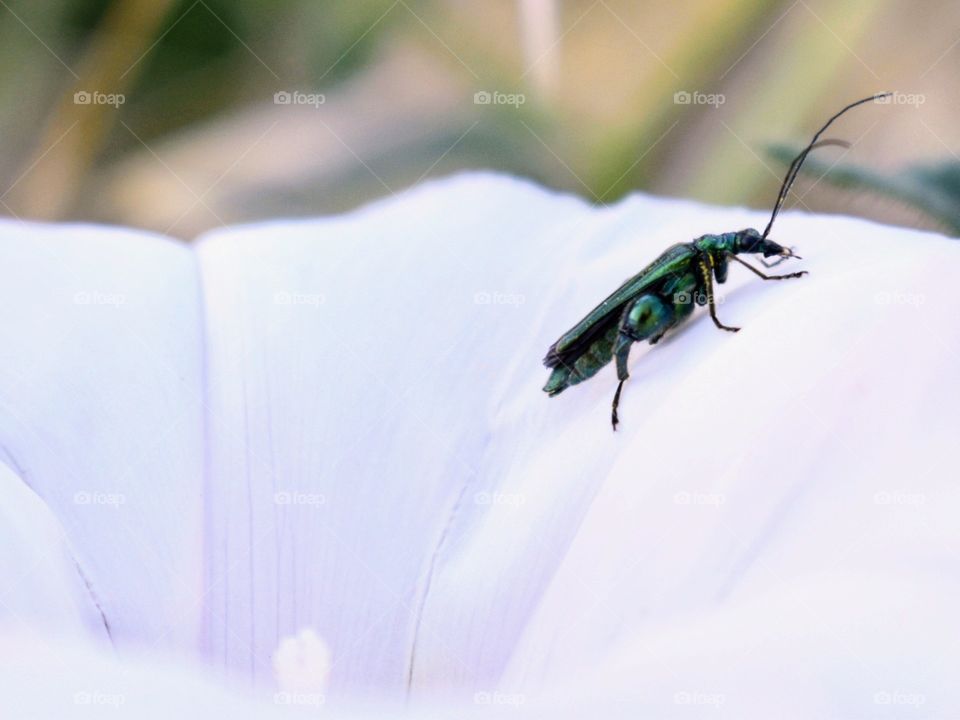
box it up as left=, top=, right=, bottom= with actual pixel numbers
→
left=770, top=144, right=960, bottom=236
left=0, top=0, right=955, bottom=238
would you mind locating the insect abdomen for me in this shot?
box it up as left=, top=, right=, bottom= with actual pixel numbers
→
left=543, top=323, right=619, bottom=396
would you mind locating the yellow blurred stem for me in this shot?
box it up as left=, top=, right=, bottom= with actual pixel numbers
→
left=589, top=0, right=781, bottom=201
left=10, top=0, right=178, bottom=219
left=518, top=0, right=561, bottom=103
left=686, top=0, right=884, bottom=205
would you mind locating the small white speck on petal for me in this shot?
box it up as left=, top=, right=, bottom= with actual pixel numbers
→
left=272, top=628, right=331, bottom=695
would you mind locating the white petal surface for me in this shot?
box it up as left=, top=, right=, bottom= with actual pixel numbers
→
left=195, top=176, right=591, bottom=693
left=194, top=174, right=960, bottom=713
left=1, top=174, right=958, bottom=718
left=0, top=461, right=111, bottom=644
left=0, top=222, right=205, bottom=652
left=0, top=634, right=296, bottom=720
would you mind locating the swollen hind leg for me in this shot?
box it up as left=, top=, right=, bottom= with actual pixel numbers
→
left=610, top=294, right=672, bottom=430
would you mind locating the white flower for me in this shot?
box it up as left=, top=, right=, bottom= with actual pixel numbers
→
left=0, top=174, right=958, bottom=717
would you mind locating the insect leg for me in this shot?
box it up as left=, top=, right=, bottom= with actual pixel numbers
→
left=698, top=259, right=740, bottom=333
left=760, top=254, right=787, bottom=268
left=611, top=295, right=671, bottom=430
left=611, top=329, right=632, bottom=430
left=730, top=253, right=810, bottom=280
left=650, top=292, right=694, bottom=344
left=611, top=378, right=626, bottom=431
left=729, top=253, right=807, bottom=280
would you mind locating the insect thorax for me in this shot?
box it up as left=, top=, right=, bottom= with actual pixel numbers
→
left=693, top=232, right=739, bottom=255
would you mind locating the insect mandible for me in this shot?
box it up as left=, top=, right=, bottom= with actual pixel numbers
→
left=542, top=94, right=890, bottom=430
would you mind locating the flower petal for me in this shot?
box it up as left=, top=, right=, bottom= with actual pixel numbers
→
left=0, top=222, right=206, bottom=652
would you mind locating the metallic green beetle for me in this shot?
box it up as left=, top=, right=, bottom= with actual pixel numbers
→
left=543, top=94, right=889, bottom=430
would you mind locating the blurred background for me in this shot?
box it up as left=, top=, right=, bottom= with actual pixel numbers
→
left=0, top=0, right=956, bottom=240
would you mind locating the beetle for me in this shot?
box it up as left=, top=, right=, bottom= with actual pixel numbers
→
left=542, top=94, right=890, bottom=430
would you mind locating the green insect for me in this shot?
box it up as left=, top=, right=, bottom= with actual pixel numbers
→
left=543, top=94, right=889, bottom=430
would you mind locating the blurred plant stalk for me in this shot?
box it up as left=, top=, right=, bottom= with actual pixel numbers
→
left=9, top=0, right=177, bottom=219
left=519, top=0, right=561, bottom=103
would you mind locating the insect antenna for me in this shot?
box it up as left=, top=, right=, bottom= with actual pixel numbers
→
left=757, top=138, right=850, bottom=266
left=761, top=92, right=892, bottom=239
